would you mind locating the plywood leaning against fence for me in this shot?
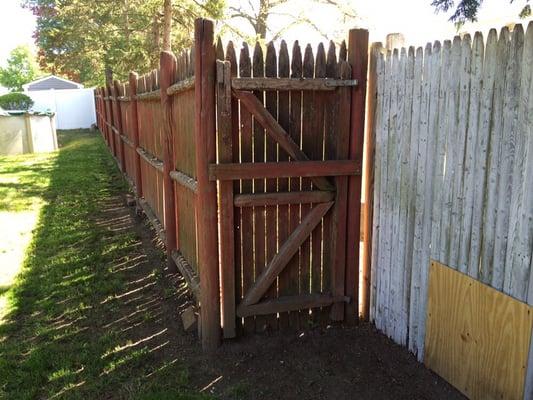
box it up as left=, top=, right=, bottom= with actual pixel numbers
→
left=369, top=20, right=533, bottom=365
left=95, top=18, right=370, bottom=350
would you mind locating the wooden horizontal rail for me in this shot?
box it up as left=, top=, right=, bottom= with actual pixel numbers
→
left=171, top=250, right=200, bottom=302
left=167, top=76, right=195, bottom=96
left=169, top=170, right=198, bottom=193
left=120, top=133, right=134, bottom=148
left=209, top=160, right=361, bottom=181
left=111, top=126, right=120, bottom=135
left=135, top=89, right=161, bottom=101
left=118, top=96, right=131, bottom=102
left=234, top=190, right=334, bottom=207
left=136, top=147, right=164, bottom=172
left=236, top=294, right=350, bottom=317
left=232, top=77, right=358, bottom=91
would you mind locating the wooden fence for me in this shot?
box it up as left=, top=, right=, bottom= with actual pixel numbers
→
left=95, top=18, right=369, bottom=350
left=369, top=20, right=533, bottom=363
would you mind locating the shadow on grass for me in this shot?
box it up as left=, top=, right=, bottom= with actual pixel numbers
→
left=0, top=130, right=206, bottom=400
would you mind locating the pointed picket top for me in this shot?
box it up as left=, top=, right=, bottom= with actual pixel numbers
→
left=189, top=46, right=195, bottom=76
left=279, top=40, right=289, bottom=78
left=303, top=44, right=314, bottom=78
left=239, top=42, right=251, bottom=77
left=326, top=41, right=337, bottom=78
left=265, top=42, right=277, bottom=78
left=315, top=42, right=326, bottom=78
left=339, top=40, right=347, bottom=61
left=216, top=36, right=224, bottom=61
left=291, top=41, right=302, bottom=78
left=225, top=41, right=237, bottom=76
left=253, top=42, right=264, bottom=78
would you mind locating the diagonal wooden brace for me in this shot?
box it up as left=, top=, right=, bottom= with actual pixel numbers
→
left=234, top=89, right=335, bottom=191
left=241, top=201, right=334, bottom=306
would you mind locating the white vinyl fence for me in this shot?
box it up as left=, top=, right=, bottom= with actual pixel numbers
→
left=28, top=88, right=96, bottom=130
left=370, top=21, right=532, bottom=359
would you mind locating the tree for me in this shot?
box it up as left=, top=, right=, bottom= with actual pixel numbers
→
left=432, top=0, right=531, bottom=25
left=162, top=0, right=173, bottom=51
left=222, top=0, right=358, bottom=42
left=0, top=45, right=41, bottom=92
left=0, top=93, right=34, bottom=110
left=23, top=0, right=224, bottom=87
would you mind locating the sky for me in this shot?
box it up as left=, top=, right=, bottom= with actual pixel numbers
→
left=0, top=0, right=531, bottom=67
left=0, top=0, right=36, bottom=66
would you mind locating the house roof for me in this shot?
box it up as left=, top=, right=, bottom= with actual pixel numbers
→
left=23, top=75, right=83, bottom=91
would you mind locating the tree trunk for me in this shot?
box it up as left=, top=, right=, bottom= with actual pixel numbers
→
left=104, top=64, right=113, bottom=87
left=162, top=0, right=172, bottom=51
left=255, top=0, right=268, bottom=39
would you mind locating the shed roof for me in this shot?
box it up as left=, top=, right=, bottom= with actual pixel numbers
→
left=23, top=75, right=83, bottom=91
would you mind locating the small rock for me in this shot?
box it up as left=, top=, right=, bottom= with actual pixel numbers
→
left=181, top=305, right=197, bottom=331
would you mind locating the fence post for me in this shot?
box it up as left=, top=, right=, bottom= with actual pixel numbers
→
left=129, top=73, right=143, bottom=200
left=194, top=18, right=221, bottom=350
left=113, top=80, right=126, bottom=172
left=159, top=51, right=178, bottom=273
left=346, top=28, right=369, bottom=322
left=361, top=43, right=381, bottom=321
left=101, top=87, right=110, bottom=148
left=105, top=85, right=117, bottom=158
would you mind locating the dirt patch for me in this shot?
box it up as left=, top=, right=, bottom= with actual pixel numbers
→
left=119, top=193, right=465, bottom=400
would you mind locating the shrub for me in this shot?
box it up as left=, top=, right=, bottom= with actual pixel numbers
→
left=0, top=92, right=34, bottom=110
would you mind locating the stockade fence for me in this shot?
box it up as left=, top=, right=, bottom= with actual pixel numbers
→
left=369, top=21, right=533, bottom=400
left=95, top=19, right=369, bottom=351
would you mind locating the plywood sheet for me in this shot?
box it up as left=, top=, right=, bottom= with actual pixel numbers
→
left=425, top=261, right=533, bottom=400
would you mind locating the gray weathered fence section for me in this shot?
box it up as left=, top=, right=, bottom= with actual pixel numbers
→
left=369, top=21, right=533, bottom=360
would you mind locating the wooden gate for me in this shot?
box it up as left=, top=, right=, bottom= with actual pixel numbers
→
left=212, top=32, right=369, bottom=338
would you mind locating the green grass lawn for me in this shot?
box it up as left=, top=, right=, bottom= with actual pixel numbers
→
left=0, top=130, right=209, bottom=400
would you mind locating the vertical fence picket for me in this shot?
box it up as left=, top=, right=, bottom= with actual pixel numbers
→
left=439, top=36, right=462, bottom=268
left=217, top=59, right=236, bottom=339
left=288, top=41, right=303, bottom=329
left=239, top=43, right=255, bottom=334
left=309, top=43, right=325, bottom=324
left=264, top=42, right=278, bottom=331
left=407, top=44, right=426, bottom=355
left=321, top=41, right=338, bottom=325
left=300, top=44, right=314, bottom=326
left=504, top=23, right=529, bottom=301
left=277, top=41, right=291, bottom=330
left=251, top=43, right=267, bottom=332
left=449, top=35, right=472, bottom=269
left=128, top=72, right=143, bottom=200
left=160, top=51, right=178, bottom=269
left=497, top=25, right=524, bottom=295
left=369, top=45, right=385, bottom=322
left=226, top=41, right=241, bottom=334
left=470, top=31, right=495, bottom=280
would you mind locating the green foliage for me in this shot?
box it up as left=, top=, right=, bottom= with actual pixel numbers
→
left=431, top=0, right=531, bottom=25
left=23, top=0, right=225, bottom=87
left=0, top=93, right=34, bottom=111
left=0, top=45, right=42, bottom=91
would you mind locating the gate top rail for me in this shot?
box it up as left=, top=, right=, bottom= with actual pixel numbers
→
left=232, top=77, right=358, bottom=91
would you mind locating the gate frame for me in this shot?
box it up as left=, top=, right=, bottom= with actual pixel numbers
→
left=213, top=28, right=369, bottom=339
